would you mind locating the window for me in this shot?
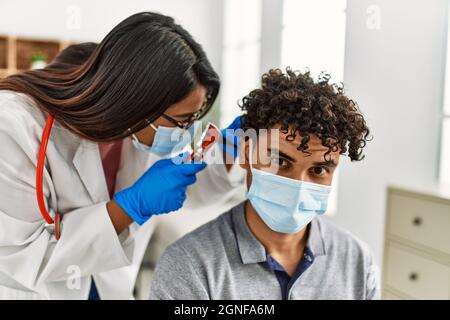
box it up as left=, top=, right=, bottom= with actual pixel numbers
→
left=220, top=0, right=262, bottom=127
left=439, top=4, right=450, bottom=185
left=281, top=0, right=347, bottom=82
left=281, top=0, right=347, bottom=215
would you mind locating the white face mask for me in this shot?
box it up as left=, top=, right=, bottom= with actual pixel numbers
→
left=246, top=141, right=332, bottom=234
left=247, top=167, right=331, bottom=234
left=131, top=123, right=194, bottom=156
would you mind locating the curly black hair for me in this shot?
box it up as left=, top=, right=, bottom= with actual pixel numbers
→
left=240, top=68, right=371, bottom=161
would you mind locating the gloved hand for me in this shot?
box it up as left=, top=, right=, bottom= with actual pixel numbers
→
left=113, top=153, right=207, bottom=225
left=221, top=115, right=242, bottom=159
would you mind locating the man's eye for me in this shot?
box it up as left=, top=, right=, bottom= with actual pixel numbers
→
left=311, top=166, right=327, bottom=176
left=271, top=157, right=288, bottom=168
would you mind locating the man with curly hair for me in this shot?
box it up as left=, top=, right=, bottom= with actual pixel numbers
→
left=149, top=68, right=379, bottom=300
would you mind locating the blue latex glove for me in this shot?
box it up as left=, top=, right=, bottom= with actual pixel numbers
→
left=113, top=153, right=207, bottom=225
left=221, top=115, right=242, bottom=158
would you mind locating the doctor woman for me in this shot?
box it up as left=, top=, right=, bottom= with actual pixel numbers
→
left=0, top=12, right=242, bottom=299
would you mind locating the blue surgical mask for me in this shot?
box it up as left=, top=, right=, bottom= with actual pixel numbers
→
left=131, top=123, right=194, bottom=156
left=247, top=167, right=331, bottom=234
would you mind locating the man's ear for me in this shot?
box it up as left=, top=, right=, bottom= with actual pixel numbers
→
left=238, top=138, right=251, bottom=171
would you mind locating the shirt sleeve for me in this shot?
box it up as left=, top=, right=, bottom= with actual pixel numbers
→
left=149, top=243, right=209, bottom=300
left=365, top=262, right=381, bottom=300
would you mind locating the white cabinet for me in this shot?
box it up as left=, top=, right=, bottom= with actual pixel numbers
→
left=383, top=186, right=450, bottom=300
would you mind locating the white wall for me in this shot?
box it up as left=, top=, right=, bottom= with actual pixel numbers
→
left=0, top=0, right=223, bottom=72
left=327, top=0, right=448, bottom=266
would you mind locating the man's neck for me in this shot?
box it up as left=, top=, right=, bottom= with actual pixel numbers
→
left=244, top=201, right=308, bottom=276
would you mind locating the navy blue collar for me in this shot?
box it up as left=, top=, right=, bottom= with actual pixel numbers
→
left=231, top=202, right=326, bottom=265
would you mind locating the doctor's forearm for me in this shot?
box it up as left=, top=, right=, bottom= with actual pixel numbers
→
left=106, top=200, right=133, bottom=234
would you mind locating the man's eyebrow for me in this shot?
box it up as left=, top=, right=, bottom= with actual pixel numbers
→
left=267, top=148, right=296, bottom=162
left=313, top=159, right=338, bottom=167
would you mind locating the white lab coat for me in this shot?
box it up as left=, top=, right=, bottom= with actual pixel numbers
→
left=0, top=90, right=246, bottom=299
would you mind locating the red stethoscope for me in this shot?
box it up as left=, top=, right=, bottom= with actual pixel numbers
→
left=36, top=115, right=62, bottom=240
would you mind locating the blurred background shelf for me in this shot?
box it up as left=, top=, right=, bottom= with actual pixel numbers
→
left=0, top=36, right=7, bottom=69
left=0, top=35, right=73, bottom=78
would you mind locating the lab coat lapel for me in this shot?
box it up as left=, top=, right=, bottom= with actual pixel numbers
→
left=72, top=139, right=109, bottom=204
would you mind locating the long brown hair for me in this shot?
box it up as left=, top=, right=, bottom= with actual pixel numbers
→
left=0, top=12, right=220, bottom=142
